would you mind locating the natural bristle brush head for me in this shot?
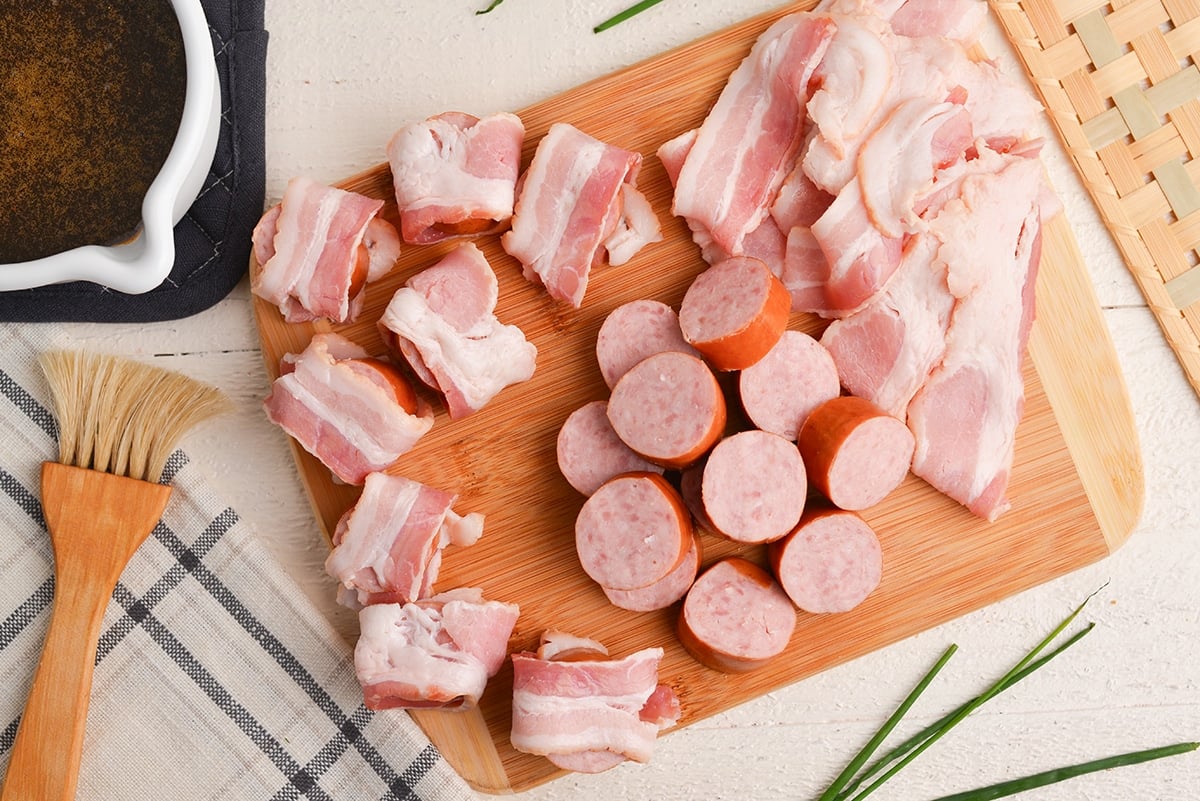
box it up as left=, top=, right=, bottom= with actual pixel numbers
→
left=38, top=350, right=232, bottom=483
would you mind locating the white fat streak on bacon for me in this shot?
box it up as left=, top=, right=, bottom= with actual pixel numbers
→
left=510, top=646, right=667, bottom=764
left=808, top=179, right=903, bottom=316
left=820, top=233, right=953, bottom=417
left=325, top=473, right=480, bottom=608
left=805, top=12, right=892, bottom=165
left=253, top=177, right=386, bottom=323
left=673, top=15, right=836, bottom=256
left=388, top=112, right=525, bottom=245
left=378, top=243, right=536, bottom=419
left=605, top=184, right=663, bottom=266
left=802, top=15, right=894, bottom=195
left=355, top=591, right=519, bottom=710
left=262, top=333, right=433, bottom=485
left=858, top=98, right=973, bottom=238
left=502, top=123, right=643, bottom=308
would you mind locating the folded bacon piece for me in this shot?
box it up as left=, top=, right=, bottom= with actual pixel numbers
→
left=502, top=123, right=659, bottom=308
left=820, top=233, right=953, bottom=417
left=510, top=632, right=680, bottom=773
left=355, top=588, right=519, bottom=711
left=906, top=155, right=1044, bottom=521
left=378, top=242, right=537, bottom=419
left=387, top=112, right=525, bottom=244
left=251, top=176, right=400, bottom=323
left=324, top=472, right=483, bottom=609
left=263, top=333, right=433, bottom=485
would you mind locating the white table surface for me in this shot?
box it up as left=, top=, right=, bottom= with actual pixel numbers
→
left=36, top=1, right=1200, bottom=798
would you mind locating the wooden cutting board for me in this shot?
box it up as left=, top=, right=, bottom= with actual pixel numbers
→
left=251, top=2, right=1143, bottom=793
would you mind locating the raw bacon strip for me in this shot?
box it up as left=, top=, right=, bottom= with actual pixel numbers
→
left=660, top=128, right=792, bottom=280
left=888, top=0, right=988, bottom=45
left=595, top=299, right=699, bottom=389
left=511, top=636, right=677, bottom=771
left=808, top=178, right=904, bottom=317
left=678, top=558, right=796, bottom=673
left=799, top=396, right=915, bottom=510
left=739, top=330, right=841, bottom=439
left=802, top=11, right=893, bottom=193
left=388, top=111, right=525, bottom=244
left=378, top=242, right=537, bottom=420
left=355, top=588, right=518, bottom=710
left=906, top=157, right=1044, bottom=521
left=263, top=333, right=434, bottom=485
left=769, top=506, right=882, bottom=613
left=252, top=176, right=398, bottom=323
left=324, top=473, right=483, bottom=608
left=502, top=123, right=656, bottom=307
left=771, top=162, right=835, bottom=232
left=857, top=97, right=973, bottom=238
left=819, top=233, right=954, bottom=417
left=605, top=183, right=663, bottom=266
left=556, top=400, right=663, bottom=496
left=701, top=431, right=808, bottom=544
left=673, top=14, right=836, bottom=256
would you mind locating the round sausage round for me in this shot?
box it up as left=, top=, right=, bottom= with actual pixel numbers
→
left=798, top=396, right=915, bottom=510
left=603, top=532, right=702, bottom=612
left=557, top=400, right=664, bottom=496
left=595, top=299, right=699, bottom=389
left=700, top=430, right=807, bottom=543
left=738, top=330, right=840, bottom=440
left=678, top=256, right=791, bottom=371
left=575, top=472, right=692, bottom=591
left=677, top=557, right=796, bottom=673
left=606, top=351, right=726, bottom=469
left=769, top=507, right=882, bottom=613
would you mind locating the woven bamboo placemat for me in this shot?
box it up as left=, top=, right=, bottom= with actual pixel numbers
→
left=990, top=0, right=1200, bottom=399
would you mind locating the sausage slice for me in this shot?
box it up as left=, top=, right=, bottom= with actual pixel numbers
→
left=575, top=473, right=692, bottom=591
left=607, top=351, right=726, bottom=469
left=678, top=256, right=791, bottom=371
left=798, top=396, right=914, bottom=510
left=700, top=430, right=807, bottom=543
left=769, top=507, right=882, bottom=613
left=678, top=558, right=796, bottom=673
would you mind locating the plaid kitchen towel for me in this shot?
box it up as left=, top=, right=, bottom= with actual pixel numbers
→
left=0, top=326, right=476, bottom=801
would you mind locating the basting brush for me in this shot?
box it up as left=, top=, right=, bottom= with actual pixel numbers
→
left=1, top=351, right=230, bottom=801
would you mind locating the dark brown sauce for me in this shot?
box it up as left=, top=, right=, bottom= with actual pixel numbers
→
left=0, top=0, right=188, bottom=263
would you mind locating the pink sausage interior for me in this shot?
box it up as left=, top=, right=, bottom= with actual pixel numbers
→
left=678, top=256, right=771, bottom=345
left=606, top=351, right=723, bottom=466
left=827, top=415, right=914, bottom=510
left=595, top=299, right=698, bottom=389
left=575, top=474, right=690, bottom=591
left=680, top=558, right=796, bottom=666
left=557, top=400, right=663, bottom=496
left=603, top=533, right=701, bottom=612
left=739, top=330, right=840, bottom=440
left=773, top=510, right=883, bottom=613
left=701, top=430, right=807, bottom=543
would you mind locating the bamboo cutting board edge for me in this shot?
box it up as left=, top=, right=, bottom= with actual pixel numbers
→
left=249, top=2, right=1143, bottom=793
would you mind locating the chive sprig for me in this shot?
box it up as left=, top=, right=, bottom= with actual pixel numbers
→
left=818, top=588, right=1196, bottom=800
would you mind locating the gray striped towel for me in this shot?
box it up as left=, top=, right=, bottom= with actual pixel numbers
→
left=0, top=326, right=476, bottom=800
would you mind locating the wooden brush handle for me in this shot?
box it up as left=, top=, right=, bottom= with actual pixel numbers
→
left=1, top=464, right=171, bottom=801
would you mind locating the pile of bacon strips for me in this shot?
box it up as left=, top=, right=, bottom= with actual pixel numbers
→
left=252, top=0, right=1054, bottom=775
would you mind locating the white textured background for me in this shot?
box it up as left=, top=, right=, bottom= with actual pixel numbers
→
left=51, top=2, right=1200, bottom=799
